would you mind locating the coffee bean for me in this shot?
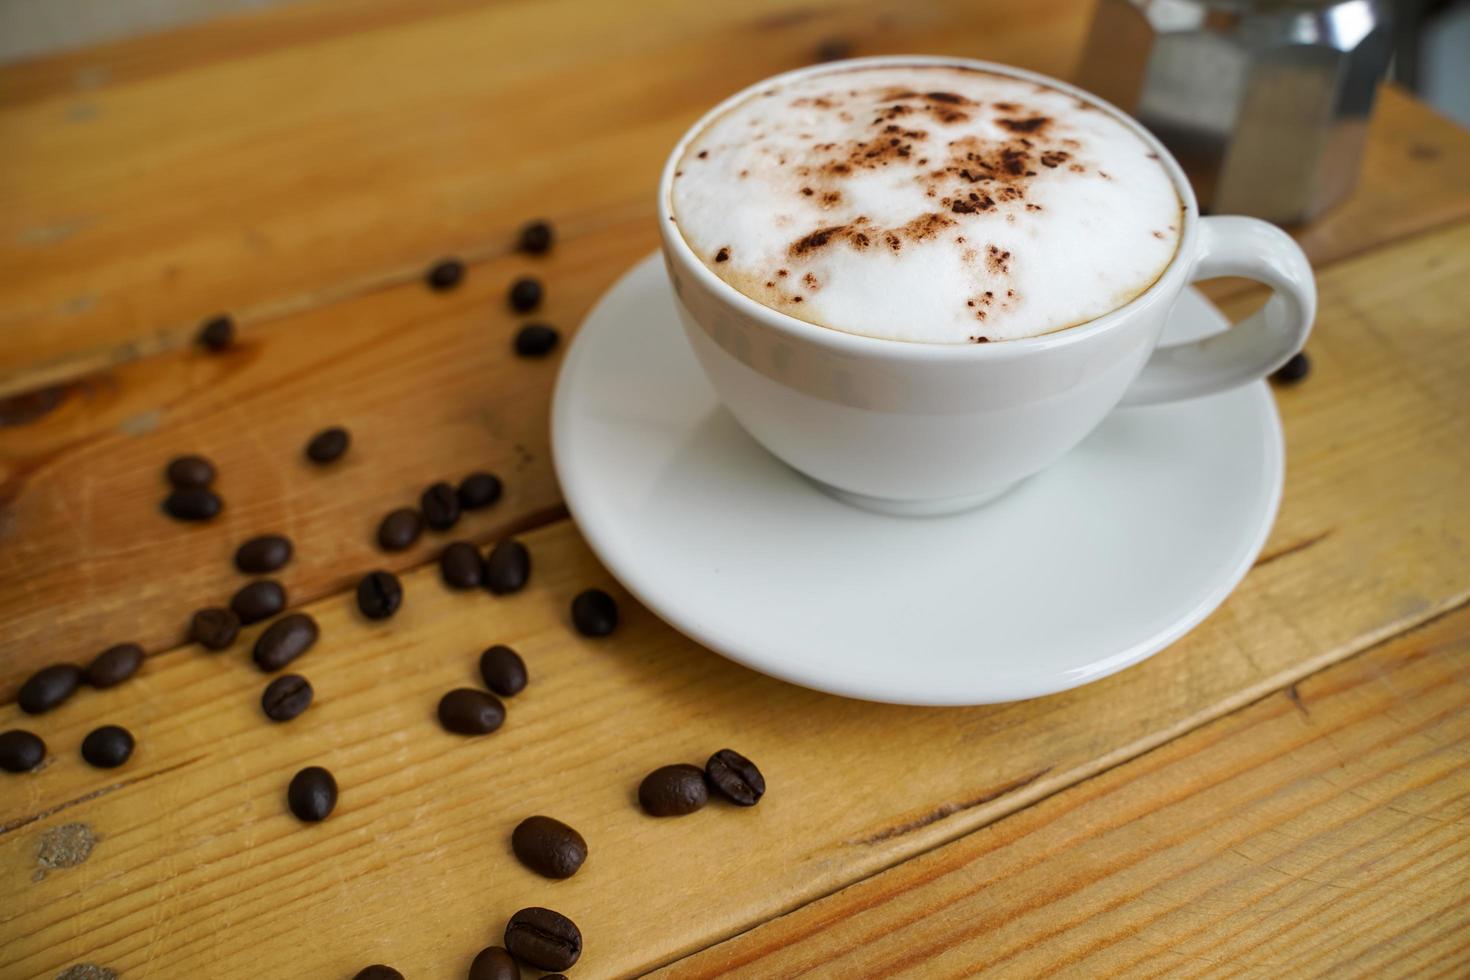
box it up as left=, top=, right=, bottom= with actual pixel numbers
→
left=305, top=426, right=350, bottom=464
left=197, top=314, right=235, bottom=352
left=508, top=276, right=543, bottom=313
left=426, top=257, right=465, bottom=291
left=639, top=763, right=709, bottom=816
left=437, top=688, right=505, bottom=735
left=469, top=946, right=519, bottom=980
left=234, top=534, right=293, bottom=573
left=512, top=815, right=588, bottom=879
left=505, top=907, right=582, bottom=972
left=252, top=613, right=319, bottom=672
left=86, top=643, right=143, bottom=689
left=353, top=968, right=403, bottom=980
left=1272, top=351, right=1311, bottom=384
left=230, top=579, right=286, bottom=625
left=165, top=454, right=215, bottom=488
left=163, top=486, right=222, bottom=521
left=356, top=570, right=403, bottom=620
left=517, top=219, right=554, bottom=255
left=18, top=663, right=83, bottom=715
left=457, top=471, right=503, bottom=510
left=191, top=607, right=240, bottom=650
left=287, top=765, right=337, bottom=822
left=514, top=323, right=560, bottom=358
left=814, top=37, right=855, bottom=62
left=440, top=541, right=485, bottom=589
left=377, top=507, right=424, bottom=551
left=543, top=975, right=568, bottom=980
left=483, top=539, right=530, bottom=595
left=261, top=674, right=313, bottom=722
left=421, top=481, right=461, bottom=530
left=81, top=725, right=134, bottom=769
left=571, top=588, right=618, bottom=637
left=0, top=730, right=46, bottom=773
left=478, top=644, right=527, bottom=696
left=705, top=748, right=766, bottom=806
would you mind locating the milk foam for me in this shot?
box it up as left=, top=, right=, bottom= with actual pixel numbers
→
left=670, top=65, right=1183, bottom=343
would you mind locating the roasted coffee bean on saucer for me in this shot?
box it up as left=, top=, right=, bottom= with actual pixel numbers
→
left=504, top=906, right=582, bottom=972
left=18, top=663, right=83, bottom=715
left=356, top=570, right=403, bottom=620
left=639, top=763, right=709, bottom=816
left=288, top=765, right=337, bottom=822
left=81, top=725, right=134, bottom=769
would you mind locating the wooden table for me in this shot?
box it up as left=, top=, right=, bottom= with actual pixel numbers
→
left=2, top=1, right=1467, bottom=977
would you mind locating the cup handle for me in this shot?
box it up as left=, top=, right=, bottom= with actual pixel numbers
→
left=1119, top=216, right=1316, bottom=407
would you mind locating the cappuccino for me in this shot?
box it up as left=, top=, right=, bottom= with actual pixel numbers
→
left=670, top=64, right=1182, bottom=343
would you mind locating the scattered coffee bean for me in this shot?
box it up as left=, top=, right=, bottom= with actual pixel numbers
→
left=353, top=968, right=403, bottom=980
left=512, top=815, right=588, bottom=879
left=305, top=426, right=350, bottom=464
left=571, top=588, right=618, bottom=637
left=377, top=507, right=424, bottom=551
left=163, top=486, right=222, bottom=522
left=287, top=765, right=337, bottom=822
left=165, top=454, right=216, bottom=488
left=505, top=907, right=582, bottom=972
left=191, top=607, right=241, bottom=650
left=543, top=975, right=568, bottom=980
left=437, top=688, right=505, bottom=735
left=197, top=314, right=235, bottom=352
left=705, top=748, right=766, bottom=806
left=457, top=471, right=503, bottom=510
left=483, top=539, right=530, bottom=595
left=514, top=323, right=560, bottom=358
left=234, top=534, right=293, bottom=574
left=1272, top=351, right=1311, bottom=384
left=18, top=663, right=84, bottom=715
left=80, top=725, right=134, bottom=769
left=261, top=674, right=313, bottom=722
left=356, top=570, right=403, bottom=620
left=639, top=763, right=709, bottom=817
left=814, top=36, right=855, bottom=62
left=0, top=730, right=46, bottom=773
left=85, top=643, right=143, bottom=689
left=440, top=541, right=485, bottom=589
left=230, top=579, right=286, bottom=625
left=469, top=946, right=519, bottom=980
left=421, top=481, right=461, bottom=530
left=508, top=276, right=543, bottom=313
left=517, top=219, right=554, bottom=255
left=252, top=613, right=319, bottom=672
left=478, top=644, right=527, bottom=697
left=426, top=257, right=465, bottom=291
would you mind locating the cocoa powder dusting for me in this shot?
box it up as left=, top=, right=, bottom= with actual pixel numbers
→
left=715, top=247, right=730, bottom=263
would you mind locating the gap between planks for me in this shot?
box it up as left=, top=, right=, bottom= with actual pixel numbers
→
left=640, top=592, right=1470, bottom=977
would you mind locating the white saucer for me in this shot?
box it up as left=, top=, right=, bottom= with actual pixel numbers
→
left=552, top=255, right=1282, bottom=705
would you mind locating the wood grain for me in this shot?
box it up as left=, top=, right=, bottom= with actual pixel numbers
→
left=2, top=0, right=1468, bottom=395
left=656, top=605, right=1470, bottom=980
left=0, top=517, right=1462, bottom=980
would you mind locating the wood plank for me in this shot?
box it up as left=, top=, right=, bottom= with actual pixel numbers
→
left=0, top=0, right=1096, bottom=395
left=3, top=0, right=1468, bottom=396
left=655, top=605, right=1470, bottom=980
left=0, top=507, right=1464, bottom=977
left=4, top=206, right=1469, bottom=696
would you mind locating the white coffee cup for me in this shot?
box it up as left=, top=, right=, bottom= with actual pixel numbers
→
left=658, top=56, right=1315, bottom=516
